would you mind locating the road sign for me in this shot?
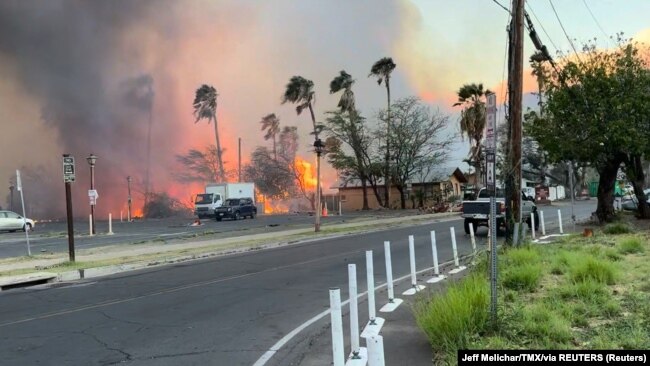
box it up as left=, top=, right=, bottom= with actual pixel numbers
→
left=16, top=170, right=22, bottom=191
left=63, top=156, right=75, bottom=183
left=485, top=93, right=497, bottom=150
left=88, top=189, right=98, bottom=205
left=486, top=152, right=496, bottom=193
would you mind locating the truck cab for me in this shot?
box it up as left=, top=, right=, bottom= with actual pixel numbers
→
left=194, top=193, right=223, bottom=219
left=461, top=188, right=537, bottom=234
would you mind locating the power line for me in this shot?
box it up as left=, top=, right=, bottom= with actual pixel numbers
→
left=492, top=0, right=510, bottom=14
left=581, top=0, right=611, bottom=46
left=526, top=2, right=559, bottom=53
left=548, top=0, right=583, bottom=63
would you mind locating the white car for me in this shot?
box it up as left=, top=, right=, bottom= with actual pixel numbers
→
left=0, top=211, right=35, bottom=232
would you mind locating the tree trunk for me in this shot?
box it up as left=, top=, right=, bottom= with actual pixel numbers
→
left=212, top=114, right=226, bottom=182
left=384, top=78, right=391, bottom=209
left=367, top=179, right=385, bottom=208
left=625, top=154, right=650, bottom=219
left=596, top=157, right=622, bottom=223
left=361, top=177, right=370, bottom=210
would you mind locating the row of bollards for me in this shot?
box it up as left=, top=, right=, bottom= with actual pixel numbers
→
left=329, top=226, right=472, bottom=365
left=328, top=209, right=571, bottom=365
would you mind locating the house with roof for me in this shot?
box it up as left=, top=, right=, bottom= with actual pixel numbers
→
left=335, top=167, right=468, bottom=211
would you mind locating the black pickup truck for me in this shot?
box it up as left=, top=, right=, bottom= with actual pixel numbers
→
left=461, top=188, right=537, bottom=234
left=214, top=197, right=257, bottom=221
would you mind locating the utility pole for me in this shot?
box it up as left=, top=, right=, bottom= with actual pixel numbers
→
left=127, top=176, right=132, bottom=222
left=507, top=0, right=525, bottom=242
left=238, top=137, right=242, bottom=182
left=62, top=154, right=76, bottom=262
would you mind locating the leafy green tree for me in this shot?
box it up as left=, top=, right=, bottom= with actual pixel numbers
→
left=527, top=40, right=650, bottom=221
left=369, top=57, right=397, bottom=208
left=260, top=113, right=280, bottom=160
left=453, top=83, right=491, bottom=191
left=193, top=84, right=226, bottom=181
left=381, top=97, right=454, bottom=209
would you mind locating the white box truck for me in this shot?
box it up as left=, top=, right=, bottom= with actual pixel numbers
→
left=194, top=183, right=255, bottom=219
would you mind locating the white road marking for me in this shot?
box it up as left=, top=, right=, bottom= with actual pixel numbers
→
left=252, top=258, right=459, bottom=366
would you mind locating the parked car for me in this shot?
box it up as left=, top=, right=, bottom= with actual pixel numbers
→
left=461, top=188, right=537, bottom=234
left=622, top=189, right=650, bottom=211
left=214, top=197, right=256, bottom=221
left=0, top=211, right=35, bottom=232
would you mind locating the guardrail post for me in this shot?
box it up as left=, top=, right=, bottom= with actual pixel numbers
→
left=558, top=209, right=563, bottom=234
left=403, top=235, right=425, bottom=295
left=540, top=210, right=546, bottom=236
left=108, top=213, right=114, bottom=235
left=361, top=251, right=385, bottom=340
left=449, top=227, right=466, bottom=274
left=347, top=264, right=361, bottom=359
left=89, top=214, right=94, bottom=237
left=469, top=223, right=477, bottom=254
left=427, top=231, right=446, bottom=283
left=380, top=241, right=403, bottom=312
left=329, top=288, right=345, bottom=366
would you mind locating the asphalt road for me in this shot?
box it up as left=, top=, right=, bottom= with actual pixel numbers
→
left=0, top=212, right=395, bottom=259
left=0, top=201, right=595, bottom=366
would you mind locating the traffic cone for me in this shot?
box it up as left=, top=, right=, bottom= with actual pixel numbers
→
left=322, top=203, right=328, bottom=217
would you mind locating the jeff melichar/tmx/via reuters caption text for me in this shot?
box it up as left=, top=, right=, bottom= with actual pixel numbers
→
left=458, top=350, right=648, bottom=365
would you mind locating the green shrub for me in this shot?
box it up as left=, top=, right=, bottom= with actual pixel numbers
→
left=503, top=265, right=542, bottom=292
left=504, top=246, right=541, bottom=266
left=603, top=223, right=631, bottom=235
left=618, top=237, right=645, bottom=254
left=521, top=304, right=573, bottom=345
left=556, top=279, right=608, bottom=303
left=570, top=257, right=618, bottom=285
left=414, top=274, right=489, bottom=353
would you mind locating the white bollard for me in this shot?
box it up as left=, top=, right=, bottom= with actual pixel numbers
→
left=329, top=288, right=345, bottom=366
left=367, top=335, right=386, bottom=366
left=531, top=212, right=536, bottom=240
left=403, top=235, right=425, bottom=295
left=380, top=241, right=403, bottom=312
left=558, top=209, right=564, bottom=234
left=427, top=231, right=446, bottom=283
left=449, top=227, right=466, bottom=274
left=348, top=264, right=361, bottom=359
left=540, top=210, right=546, bottom=236
left=361, top=251, right=385, bottom=339
left=469, top=223, right=477, bottom=254
left=108, top=213, right=114, bottom=235
left=513, top=222, right=520, bottom=246
left=89, top=214, right=93, bottom=237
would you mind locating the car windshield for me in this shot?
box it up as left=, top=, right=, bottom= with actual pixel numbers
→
left=478, top=189, right=505, bottom=198
left=225, top=199, right=240, bottom=206
left=195, top=194, right=213, bottom=204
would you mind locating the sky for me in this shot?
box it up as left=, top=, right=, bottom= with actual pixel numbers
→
left=0, top=0, right=649, bottom=218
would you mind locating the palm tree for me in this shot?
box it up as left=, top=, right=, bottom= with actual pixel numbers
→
left=369, top=57, right=396, bottom=208
left=193, top=84, right=226, bottom=182
left=453, top=83, right=491, bottom=190
left=330, top=70, right=369, bottom=210
left=260, top=113, right=280, bottom=160
left=282, top=76, right=322, bottom=231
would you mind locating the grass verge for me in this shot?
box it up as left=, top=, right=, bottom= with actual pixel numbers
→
left=414, top=231, right=650, bottom=364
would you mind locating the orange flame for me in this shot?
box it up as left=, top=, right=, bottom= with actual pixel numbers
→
left=295, top=157, right=317, bottom=190
left=263, top=200, right=290, bottom=214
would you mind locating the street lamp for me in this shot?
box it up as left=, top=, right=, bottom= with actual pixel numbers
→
left=9, top=184, right=14, bottom=211
left=87, top=153, right=98, bottom=234
left=313, top=138, right=325, bottom=232
left=126, top=176, right=132, bottom=222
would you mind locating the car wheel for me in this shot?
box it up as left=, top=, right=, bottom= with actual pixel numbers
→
left=251, top=211, right=256, bottom=219
left=216, top=217, right=222, bottom=222
left=234, top=211, right=240, bottom=220
left=23, top=223, right=32, bottom=232
left=463, top=219, right=475, bottom=235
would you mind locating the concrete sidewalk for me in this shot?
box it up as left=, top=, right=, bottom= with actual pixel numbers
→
left=0, top=211, right=459, bottom=286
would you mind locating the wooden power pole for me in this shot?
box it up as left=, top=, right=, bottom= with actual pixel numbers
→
left=506, top=0, right=525, bottom=243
